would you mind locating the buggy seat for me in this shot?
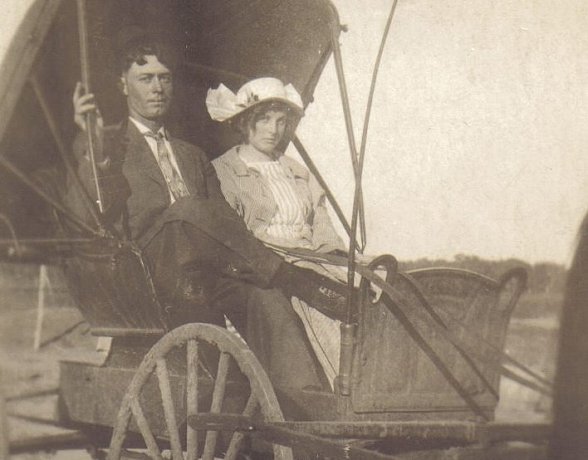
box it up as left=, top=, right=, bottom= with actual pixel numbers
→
left=350, top=266, right=527, bottom=420
left=63, top=237, right=168, bottom=338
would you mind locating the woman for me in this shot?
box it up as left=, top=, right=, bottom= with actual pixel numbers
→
left=207, top=77, right=347, bottom=385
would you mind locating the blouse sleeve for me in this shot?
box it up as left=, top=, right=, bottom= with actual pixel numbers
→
left=211, top=158, right=244, bottom=217
left=307, top=170, right=347, bottom=253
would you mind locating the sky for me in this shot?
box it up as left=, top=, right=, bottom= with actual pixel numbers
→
left=290, top=0, right=588, bottom=265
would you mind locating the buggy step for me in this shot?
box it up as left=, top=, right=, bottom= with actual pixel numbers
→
left=270, top=420, right=551, bottom=443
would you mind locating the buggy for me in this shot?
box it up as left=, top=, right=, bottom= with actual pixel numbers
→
left=0, top=1, right=551, bottom=458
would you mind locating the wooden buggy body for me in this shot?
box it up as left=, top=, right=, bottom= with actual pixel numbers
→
left=0, top=0, right=551, bottom=458
left=54, top=239, right=539, bottom=460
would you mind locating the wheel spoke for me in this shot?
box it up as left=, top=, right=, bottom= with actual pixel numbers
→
left=224, top=393, right=258, bottom=460
left=186, top=339, right=199, bottom=460
left=131, top=399, right=164, bottom=460
left=202, top=352, right=230, bottom=460
left=108, top=400, right=133, bottom=460
left=156, top=358, right=184, bottom=460
left=110, top=325, right=289, bottom=460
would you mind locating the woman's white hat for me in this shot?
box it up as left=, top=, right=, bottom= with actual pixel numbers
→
left=206, top=77, right=304, bottom=122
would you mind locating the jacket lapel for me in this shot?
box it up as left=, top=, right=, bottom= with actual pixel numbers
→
left=124, top=122, right=167, bottom=187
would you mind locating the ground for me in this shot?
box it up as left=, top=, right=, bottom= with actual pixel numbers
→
left=0, top=264, right=557, bottom=458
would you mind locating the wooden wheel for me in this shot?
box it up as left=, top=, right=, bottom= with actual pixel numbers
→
left=107, top=323, right=293, bottom=460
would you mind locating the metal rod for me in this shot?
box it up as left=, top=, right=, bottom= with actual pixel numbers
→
left=403, top=272, right=552, bottom=393
left=337, top=322, right=357, bottom=395
left=398, top=273, right=499, bottom=399
left=0, top=154, right=101, bottom=236
left=352, top=0, right=401, bottom=273
left=327, top=11, right=359, bottom=173
left=33, top=264, right=48, bottom=351
left=0, top=213, right=22, bottom=256
left=301, top=41, right=334, bottom=104
left=29, top=73, right=103, bottom=230
left=345, top=0, right=400, bottom=324
left=327, top=6, right=366, bottom=323
left=347, top=1, right=400, bottom=301
left=381, top=294, right=489, bottom=420
left=358, top=0, right=399, bottom=178
left=275, top=245, right=554, bottom=395
left=76, top=0, right=104, bottom=213
left=38, top=320, right=86, bottom=350
left=0, top=237, right=92, bottom=245
left=502, top=366, right=552, bottom=396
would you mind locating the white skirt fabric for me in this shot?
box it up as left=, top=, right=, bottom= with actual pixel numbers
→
left=283, top=251, right=381, bottom=389
left=286, top=257, right=347, bottom=389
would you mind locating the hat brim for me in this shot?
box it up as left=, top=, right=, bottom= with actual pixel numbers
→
left=223, top=97, right=304, bottom=123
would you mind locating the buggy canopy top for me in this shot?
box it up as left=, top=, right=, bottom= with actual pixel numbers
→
left=0, top=0, right=340, bottom=241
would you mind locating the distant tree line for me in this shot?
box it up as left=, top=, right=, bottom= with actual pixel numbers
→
left=0, top=255, right=568, bottom=316
left=399, top=254, right=567, bottom=296
left=0, top=255, right=568, bottom=297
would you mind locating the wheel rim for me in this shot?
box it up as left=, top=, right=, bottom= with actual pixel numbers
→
left=107, top=323, right=293, bottom=460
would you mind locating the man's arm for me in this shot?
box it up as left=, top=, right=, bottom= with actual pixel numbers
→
left=66, top=83, right=124, bottom=227
left=193, top=147, right=237, bottom=204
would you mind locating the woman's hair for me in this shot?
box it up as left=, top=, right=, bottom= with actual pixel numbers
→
left=231, top=101, right=299, bottom=144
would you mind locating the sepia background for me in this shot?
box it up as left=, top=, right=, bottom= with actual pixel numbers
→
left=1, top=0, right=585, bottom=457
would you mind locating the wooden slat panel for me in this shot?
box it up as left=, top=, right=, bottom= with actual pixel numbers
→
left=351, top=269, right=517, bottom=416
left=63, top=241, right=168, bottom=336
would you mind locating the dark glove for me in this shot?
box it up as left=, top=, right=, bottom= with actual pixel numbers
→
left=272, top=262, right=354, bottom=322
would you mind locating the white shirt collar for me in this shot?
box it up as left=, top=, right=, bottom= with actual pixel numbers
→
left=129, top=116, right=167, bottom=139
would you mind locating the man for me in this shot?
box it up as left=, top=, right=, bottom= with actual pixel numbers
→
left=67, top=32, right=349, bottom=397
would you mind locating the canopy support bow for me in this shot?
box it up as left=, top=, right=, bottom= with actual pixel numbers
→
left=327, top=0, right=400, bottom=395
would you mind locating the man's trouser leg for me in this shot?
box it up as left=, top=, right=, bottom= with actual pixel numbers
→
left=143, top=220, right=326, bottom=392
left=210, top=278, right=325, bottom=391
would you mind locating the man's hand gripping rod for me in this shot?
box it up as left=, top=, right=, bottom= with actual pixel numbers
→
left=77, top=0, right=104, bottom=214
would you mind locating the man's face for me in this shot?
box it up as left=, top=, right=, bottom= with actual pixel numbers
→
left=122, top=55, right=173, bottom=125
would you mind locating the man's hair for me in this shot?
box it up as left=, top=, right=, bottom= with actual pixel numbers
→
left=117, top=34, right=178, bottom=74
left=231, top=101, right=299, bottom=144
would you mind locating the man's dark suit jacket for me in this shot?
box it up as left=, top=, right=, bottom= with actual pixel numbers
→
left=65, top=121, right=282, bottom=286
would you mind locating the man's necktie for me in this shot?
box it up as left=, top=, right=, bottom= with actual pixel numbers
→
left=145, top=131, right=190, bottom=201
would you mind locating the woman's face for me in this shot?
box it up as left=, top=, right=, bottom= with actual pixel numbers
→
left=247, top=109, right=288, bottom=155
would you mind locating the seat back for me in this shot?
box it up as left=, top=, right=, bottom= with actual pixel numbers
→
left=350, top=267, right=526, bottom=419
left=63, top=238, right=168, bottom=337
